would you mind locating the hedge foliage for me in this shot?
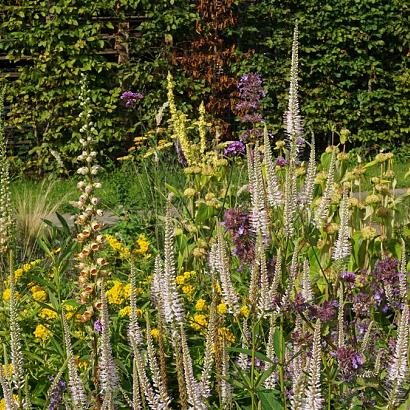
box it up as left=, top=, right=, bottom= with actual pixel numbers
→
left=0, top=0, right=408, bottom=173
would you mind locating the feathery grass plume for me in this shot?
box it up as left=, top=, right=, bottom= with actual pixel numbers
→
left=221, top=335, right=232, bottom=409
left=129, top=336, right=162, bottom=410
left=399, top=239, right=407, bottom=300
left=129, top=262, right=143, bottom=346
left=180, top=325, right=207, bottom=410
left=284, top=23, right=304, bottom=159
left=314, top=150, right=336, bottom=229
left=99, top=284, right=119, bottom=405
left=74, top=75, right=107, bottom=321
left=62, top=314, right=88, bottom=409
left=301, top=260, right=313, bottom=303
left=257, top=235, right=272, bottom=315
left=0, top=86, right=13, bottom=254
left=332, top=191, right=351, bottom=260
left=0, top=365, right=17, bottom=410
left=269, top=249, right=282, bottom=302
left=249, top=144, right=269, bottom=238
left=301, top=134, right=316, bottom=208
left=303, top=319, right=322, bottom=410
left=387, top=304, right=409, bottom=407
left=200, top=291, right=217, bottom=400
left=337, top=287, right=344, bottom=349
left=9, top=267, right=24, bottom=394
left=213, top=232, right=240, bottom=314
left=145, top=316, right=171, bottom=408
left=263, top=125, right=282, bottom=207
left=264, top=313, right=278, bottom=389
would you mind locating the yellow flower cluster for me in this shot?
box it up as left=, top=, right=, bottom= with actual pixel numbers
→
left=75, top=357, right=89, bottom=371
left=217, top=302, right=228, bottom=315
left=150, top=328, right=160, bottom=339
left=134, top=234, right=150, bottom=256
left=33, top=324, right=52, bottom=342
left=2, top=364, right=13, bottom=378
left=218, top=327, right=235, bottom=344
left=0, top=396, right=18, bottom=410
left=39, top=308, right=58, bottom=320
left=14, top=258, right=42, bottom=281
left=105, top=234, right=131, bottom=259
left=195, top=298, right=207, bottom=311
left=30, top=284, right=48, bottom=302
left=191, top=313, right=208, bottom=331
left=63, top=303, right=76, bottom=319
left=106, top=280, right=137, bottom=305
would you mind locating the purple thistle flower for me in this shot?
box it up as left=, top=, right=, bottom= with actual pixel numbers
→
left=120, top=91, right=144, bottom=108
left=224, top=141, right=245, bottom=157
left=94, top=319, right=102, bottom=333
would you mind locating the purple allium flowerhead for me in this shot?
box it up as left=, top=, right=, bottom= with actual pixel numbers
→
left=224, top=141, right=245, bottom=157
left=94, top=319, right=102, bottom=333
left=120, top=91, right=144, bottom=108
left=275, top=156, right=288, bottom=167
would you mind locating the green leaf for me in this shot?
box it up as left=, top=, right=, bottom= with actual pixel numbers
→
left=257, top=390, right=282, bottom=410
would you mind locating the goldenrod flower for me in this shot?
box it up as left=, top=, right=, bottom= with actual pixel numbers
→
left=134, top=234, right=149, bottom=255
left=106, top=280, right=125, bottom=305
left=191, top=314, right=208, bottom=330
left=218, top=327, right=235, bottom=344
left=182, top=285, right=193, bottom=295
left=2, top=363, right=13, bottom=378
left=34, top=324, right=52, bottom=342
left=2, top=288, right=10, bottom=301
left=105, top=234, right=130, bottom=259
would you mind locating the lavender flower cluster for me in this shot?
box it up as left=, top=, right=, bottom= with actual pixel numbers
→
left=223, top=208, right=255, bottom=264
left=235, top=73, right=265, bottom=143
left=120, top=91, right=144, bottom=108
left=224, top=141, right=245, bottom=157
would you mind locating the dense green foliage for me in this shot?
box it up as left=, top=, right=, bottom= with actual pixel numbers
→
left=0, top=0, right=409, bottom=174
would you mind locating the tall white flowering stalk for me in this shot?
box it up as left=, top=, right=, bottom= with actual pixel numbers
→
left=290, top=348, right=307, bottom=410
left=158, top=204, right=185, bottom=326
left=0, top=365, right=17, bottom=410
left=0, top=86, right=13, bottom=254
left=128, top=262, right=143, bottom=346
left=99, top=285, right=119, bottom=406
left=301, top=260, right=313, bottom=303
left=74, top=76, right=107, bottom=322
left=62, top=314, right=88, bottom=409
left=268, top=249, right=282, bottom=302
left=263, top=125, right=282, bottom=207
left=301, top=135, right=316, bottom=209
left=283, top=163, right=298, bottom=238
left=387, top=304, right=409, bottom=407
left=180, top=325, right=207, bottom=409
left=247, top=145, right=269, bottom=239
left=314, top=150, right=336, bottom=229
left=332, top=191, right=351, bottom=261
left=221, top=335, right=232, bottom=409
left=279, top=245, right=299, bottom=312
left=199, top=294, right=217, bottom=401
left=284, top=23, right=304, bottom=159
left=146, top=317, right=171, bottom=408
left=211, top=232, right=240, bottom=314
left=399, top=239, right=407, bottom=300
left=264, top=313, right=278, bottom=389
left=256, top=235, right=272, bottom=315
left=303, top=319, right=322, bottom=410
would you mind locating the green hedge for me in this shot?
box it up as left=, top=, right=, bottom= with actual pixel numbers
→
left=0, top=0, right=408, bottom=174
